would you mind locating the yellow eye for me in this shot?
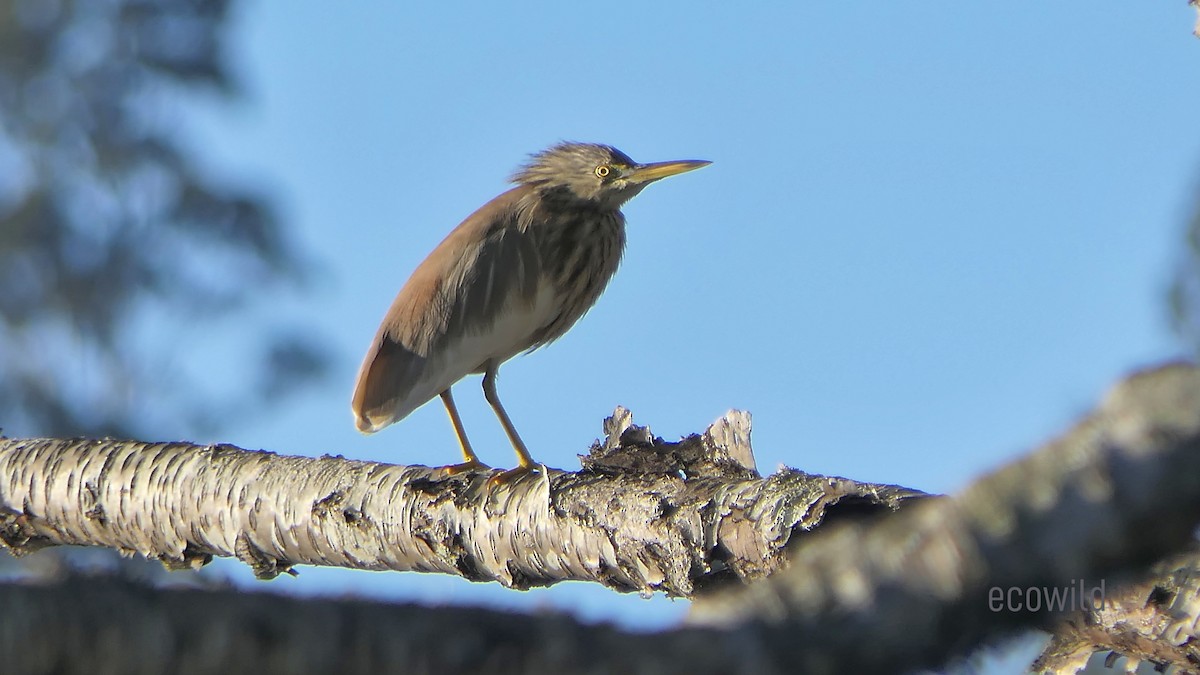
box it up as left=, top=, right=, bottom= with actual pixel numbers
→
left=595, top=165, right=611, bottom=178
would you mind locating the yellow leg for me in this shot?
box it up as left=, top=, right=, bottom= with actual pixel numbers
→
left=482, top=364, right=539, bottom=483
left=439, top=389, right=489, bottom=474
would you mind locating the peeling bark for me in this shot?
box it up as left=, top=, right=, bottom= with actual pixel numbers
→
left=0, top=408, right=920, bottom=596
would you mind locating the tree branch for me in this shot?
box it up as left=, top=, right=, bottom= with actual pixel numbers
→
left=5, top=364, right=1200, bottom=674
left=0, top=576, right=748, bottom=675
left=687, top=362, right=1200, bottom=673
left=1034, top=547, right=1200, bottom=673
left=0, top=408, right=920, bottom=597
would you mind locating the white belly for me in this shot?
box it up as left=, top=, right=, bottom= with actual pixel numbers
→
left=385, top=281, right=560, bottom=422
left=445, top=280, right=560, bottom=373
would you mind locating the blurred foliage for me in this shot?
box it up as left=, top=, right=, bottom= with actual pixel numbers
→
left=1170, top=180, right=1200, bottom=358
left=0, top=0, right=328, bottom=438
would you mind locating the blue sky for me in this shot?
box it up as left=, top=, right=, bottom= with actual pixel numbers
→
left=183, top=0, right=1198, bottom=660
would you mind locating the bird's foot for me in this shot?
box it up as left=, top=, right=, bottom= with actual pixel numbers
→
left=487, top=463, right=543, bottom=485
left=439, top=459, right=491, bottom=476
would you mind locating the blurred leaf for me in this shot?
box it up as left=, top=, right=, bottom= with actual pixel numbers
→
left=258, top=330, right=332, bottom=399
left=1169, top=177, right=1200, bottom=357
left=0, top=0, right=330, bottom=439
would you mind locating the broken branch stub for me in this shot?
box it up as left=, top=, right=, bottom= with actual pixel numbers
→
left=581, top=406, right=759, bottom=480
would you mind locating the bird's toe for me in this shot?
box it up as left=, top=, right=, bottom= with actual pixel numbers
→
left=487, top=464, right=543, bottom=485
left=439, top=459, right=491, bottom=476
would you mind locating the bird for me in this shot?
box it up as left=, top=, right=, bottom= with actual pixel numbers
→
left=351, top=142, right=710, bottom=481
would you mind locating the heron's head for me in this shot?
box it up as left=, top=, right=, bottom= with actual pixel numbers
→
left=512, top=142, right=710, bottom=210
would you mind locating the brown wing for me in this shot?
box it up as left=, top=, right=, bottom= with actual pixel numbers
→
left=351, top=185, right=543, bottom=433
